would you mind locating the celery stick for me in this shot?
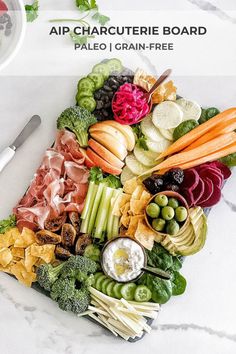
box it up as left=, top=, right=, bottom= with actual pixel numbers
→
left=93, top=186, right=114, bottom=239
left=107, top=189, right=121, bottom=240
left=80, top=183, right=98, bottom=233
left=112, top=216, right=120, bottom=238
left=88, top=183, right=106, bottom=235
left=81, top=181, right=96, bottom=220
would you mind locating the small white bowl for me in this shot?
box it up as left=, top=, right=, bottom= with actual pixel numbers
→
left=0, top=0, right=26, bottom=71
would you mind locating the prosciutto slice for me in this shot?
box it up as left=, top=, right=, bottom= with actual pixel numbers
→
left=14, top=130, right=89, bottom=231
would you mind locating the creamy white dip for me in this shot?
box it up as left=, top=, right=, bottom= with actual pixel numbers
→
left=102, top=238, right=145, bottom=282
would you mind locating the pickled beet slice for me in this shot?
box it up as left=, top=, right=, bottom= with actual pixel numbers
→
left=0, top=1, right=8, bottom=14
left=200, top=186, right=222, bottom=208
left=182, top=188, right=195, bottom=207
left=209, top=161, right=231, bottom=179
left=197, top=177, right=214, bottom=206
left=192, top=177, right=205, bottom=204
left=197, top=167, right=223, bottom=189
left=182, top=168, right=200, bottom=191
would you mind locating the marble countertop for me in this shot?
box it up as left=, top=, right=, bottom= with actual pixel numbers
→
left=0, top=1, right=236, bottom=353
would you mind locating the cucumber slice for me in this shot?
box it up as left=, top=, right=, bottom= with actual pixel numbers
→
left=92, top=63, right=110, bottom=80
left=146, top=138, right=171, bottom=153
left=88, top=72, right=105, bottom=90
left=106, top=281, right=116, bottom=297
left=159, top=128, right=174, bottom=141
left=141, top=115, right=164, bottom=142
left=120, top=283, right=137, bottom=301
left=76, top=90, right=93, bottom=102
left=106, top=58, right=123, bottom=73
left=152, top=101, right=183, bottom=129
left=134, top=285, right=152, bottom=302
left=120, top=166, right=136, bottom=185
left=113, top=283, right=123, bottom=299
left=78, top=97, right=96, bottom=112
left=125, top=154, right=150, bottom=175
left=134, top=144, right=160, bottom=167
left=101, top=278, right=112, bottom=294
left=95, top=274, right=107, bottom=292
left=176, top=98, right=201, bottom=121
left=78, top=77, right=95, bottom=92
left=94, top=272, right=103, bottom=283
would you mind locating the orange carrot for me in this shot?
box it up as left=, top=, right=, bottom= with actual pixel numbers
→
left=183, top=118, right=236, bottom=152
left=158, top=108, right=236, bottom=159
left=139, top=132, right=236, bottom=177
left=170, top=142, right=236, bottom=170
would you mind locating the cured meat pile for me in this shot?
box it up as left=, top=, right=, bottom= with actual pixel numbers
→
left=14, top=130, right=89, bottom=231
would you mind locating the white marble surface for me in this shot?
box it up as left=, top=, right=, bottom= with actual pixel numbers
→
left=0, top=1, right=236, bottom=353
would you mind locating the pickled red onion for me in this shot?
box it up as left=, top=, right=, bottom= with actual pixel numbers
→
left=112, top=83, right=150, bottom=125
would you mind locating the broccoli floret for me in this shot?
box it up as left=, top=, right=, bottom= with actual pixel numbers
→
left=57, top=106, right=97, bottom=147
left=51, top=278, right=90, bottom=314
left=36, top=263, right=64, bottom=291
left=50, top=277, right=75, bottom=301
left=70, top=288, right=90, bottom=314
left=61, top=255, right=97, bottom=279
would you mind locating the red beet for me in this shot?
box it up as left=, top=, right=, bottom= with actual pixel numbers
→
left=209, top=161, right=231, bottom=179
left=200, top=186, right=222, bottom=208
left=192, top=177, right=205, bottom=204
left=0, top=1, right=8, bottom=14
left=182, top=168, right=199, bottom=191
left=197, top=177, right=214, bottom=206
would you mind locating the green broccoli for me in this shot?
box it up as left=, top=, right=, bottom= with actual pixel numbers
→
left=36, top=263, right=64, bottom=291
left=50, top=277, right=90, bottom=314
left=57, top=106, right=97, bottom=147
left=60, top=255, right=98, bottom=279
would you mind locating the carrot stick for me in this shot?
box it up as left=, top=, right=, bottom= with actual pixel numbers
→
left=158, top=108, right=236, bottom=159
left=183, top=118, right=236, bottom=152
left=139, top=132, right=236, bottom=177
left=170, top=142, right=236, bottom=170
left=151, top=132, right=236, bottom=171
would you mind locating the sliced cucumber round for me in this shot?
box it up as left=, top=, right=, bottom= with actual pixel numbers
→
left=88, top=72, right=105, bottom=90
left=101, top=278, right=112, bottom=294
left=134, top=144, right=160, bottom=167
left=125, top=154, right=150, bottom=176
left=152, top=101, right=183, bottom=129
left=76, top=89, right=93, bottom=103
left=120, top=283, right=137, bottom=301
left=92, top=63, right=110, bottom=80
left=95, top=274, right=107, bottom=292
left=176, top=98, right=201, bottom=121
left=141, top=115, right=164, bottom=142
left=106, top=58, right=123, bottom=73
left=134, top=285, right=152, bottom=302
left=120, top=166, right=136, bottom=185
left=78, top=96, right=96, bottom=112
left=106, top=281, right=116, bottom=297
left=146, top=138, right=171, bottom=153
left=113, top=283, right=123, bottom=299
left=77, top=77, right=95, bottom=92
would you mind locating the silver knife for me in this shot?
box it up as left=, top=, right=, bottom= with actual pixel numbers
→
left=0, top=115, right=41, bottom=173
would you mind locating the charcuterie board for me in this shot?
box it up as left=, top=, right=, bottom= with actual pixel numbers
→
left=1, top=58, right=235, bottom=341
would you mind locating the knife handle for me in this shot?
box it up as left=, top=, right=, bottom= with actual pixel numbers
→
left=0, top=147, right=15, bottom=173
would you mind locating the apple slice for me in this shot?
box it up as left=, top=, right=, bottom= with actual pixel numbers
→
left=79, top=147, right=96, bottom=168
left=104, top=120, right=135, bottom=151
left=88, top=139, right=124, bottom=169
left=90, top=130, right=127, bottom=160
left=87, top=148, right=122, bottom=175
left=90, top=123, right=128, bottom=148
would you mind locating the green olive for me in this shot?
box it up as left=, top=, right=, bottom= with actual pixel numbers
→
left=146, top=203, right=160, bottom=218
left=161, top=206, right=175, bottom=221
left=175, top=206, right=188, bottom=222
left=154, top=194, right=168, bottom=207
left=152, top=218, right=166, bottom=232
left=166, top=220, right=180, bottom=235
left=168, top=197, right=179, bottom=209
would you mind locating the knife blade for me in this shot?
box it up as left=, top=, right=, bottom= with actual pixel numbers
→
left=0, top=115, right=41, bottom=173
left=10, top=115, right=41, bottom=150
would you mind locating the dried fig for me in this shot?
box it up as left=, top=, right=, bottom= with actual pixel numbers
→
left=61, top=223, right=77, bottom=248
left=44, top=212, right=67, bottom=232
left=35, top=230, right=61, bottom=245
left=75, top=234, right=92, bottom=255
left=55, top=245, right=72, bottom=260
